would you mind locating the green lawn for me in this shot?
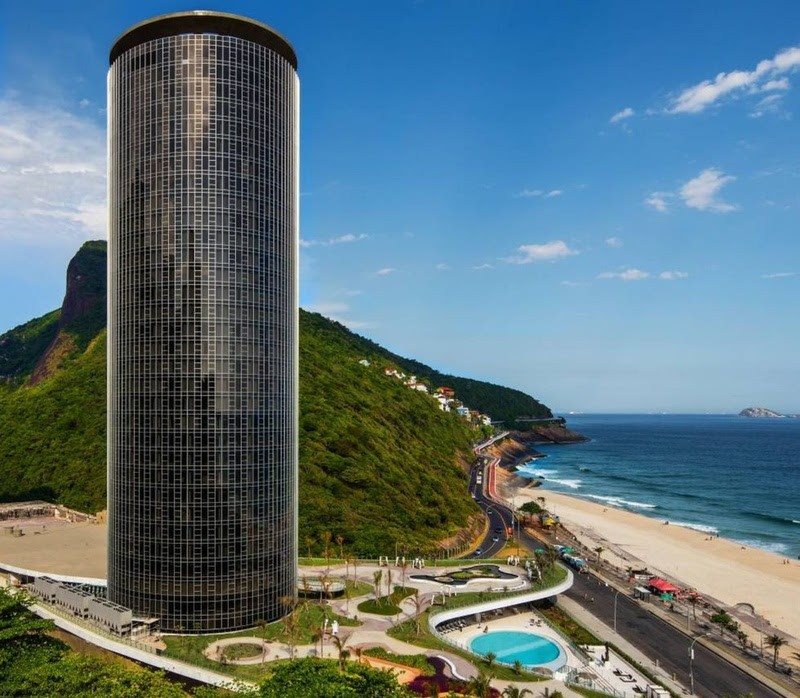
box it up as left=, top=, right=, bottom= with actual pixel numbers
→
left=357, top=586, right=416, bottom=615
left=162, top=602, right=360, bottom=683
left=362, top=647, right=434, bottom=674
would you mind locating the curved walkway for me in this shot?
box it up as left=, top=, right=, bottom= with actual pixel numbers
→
left=428, top=565, right=574, bottom=631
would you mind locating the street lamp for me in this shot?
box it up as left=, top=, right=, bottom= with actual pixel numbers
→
left=689, top=633, right=707, bottom=696
left=613, top=589, right=622, bottom=634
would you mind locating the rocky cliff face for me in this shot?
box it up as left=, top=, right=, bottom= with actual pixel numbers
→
left=27, top=241, right=106, bottom=385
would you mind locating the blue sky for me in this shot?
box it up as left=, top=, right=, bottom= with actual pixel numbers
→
left=1, top=1, right=798, bottom=413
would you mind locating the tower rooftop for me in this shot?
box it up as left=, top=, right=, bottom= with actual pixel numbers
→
left=109, top=10, right=297, bottom=69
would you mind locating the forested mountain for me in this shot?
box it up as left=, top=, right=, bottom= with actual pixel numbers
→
left=0, top=240, right=553, bottom=555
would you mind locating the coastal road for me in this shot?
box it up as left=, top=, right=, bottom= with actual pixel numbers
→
left=468, top=453, right=784, bottom=697
left=468, top=459, right=514, bottom=559
left=567, top=571, right=784, bottom=698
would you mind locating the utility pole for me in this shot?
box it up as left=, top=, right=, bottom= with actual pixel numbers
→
left=613, top=589, right=621, bottom=634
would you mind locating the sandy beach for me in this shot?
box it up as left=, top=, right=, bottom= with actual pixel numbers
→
left=496, top=470, right=800, bottom=641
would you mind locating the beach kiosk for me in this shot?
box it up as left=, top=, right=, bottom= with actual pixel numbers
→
left=647, top=577, right=680, bottom=600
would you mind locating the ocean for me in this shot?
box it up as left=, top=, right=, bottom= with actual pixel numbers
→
left=515, top=414, right=800, bottom=558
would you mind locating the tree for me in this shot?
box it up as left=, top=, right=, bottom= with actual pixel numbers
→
left=305, top=536, right=314, bottom=559
left=466, top=671, right=493, bottom=698
left=259, top=658, right=414, bottom=697
left=373, top=570, right=383, bottom=605
left=331, top=633, right=351, bottom=671
left=593, top=546, right=604, bottom=562
left=502, top=686, right=531, bottom=698
left=484, top=651, right=497, bottom=669
left=385, top=569, right=393, bottom=605
left=411, top=590, right=426, bottom=636
left=765, top=634, right=787, bottom=669
left=512, top=659, right=523, bottom=676
left=336, top=534, right=345, bottom=560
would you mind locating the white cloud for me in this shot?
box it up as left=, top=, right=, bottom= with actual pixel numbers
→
left=679, top=168, right=737, bottom=212
left=78, top=98, right=90, bottom=108
left=435, top=263, right=450, bottom=270
left=471, top=263, right=494, bottom=270
left=762, top=77, right=790, bottom=91
left=659, top=270, right=688, bottom=280
left=504, top=240, right=578, bottom=264
left=514, top=188, right=563, bottom=199
left=605, top=236, right=623, bottom=248
left=598, top=268, right=650, bottom=281
left=300, top=233, right=368, bottom=248
left=762, top=271, right=797, bottom=279
left=561, top=280, right=588, bottom=287
left=0, top=96, right=107, bottom=243
left=668, top=45, right=800, bottom=114
left=749, top=93, right=784, bottom=118
left=306, top=302, right=375, bottom=330
left=374, top=267, right=395, bottom=276
left=644, top=192, right=671, bottom=213
left=306, top=301, right=350, bottom=314
left=342, top=289, right=362, bottom=296
left=610, top=107, right=635, bottom=124
left=514, top=188, right=543, bottom=198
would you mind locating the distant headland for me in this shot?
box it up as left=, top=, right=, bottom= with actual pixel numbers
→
left=739, top=406, right=797, bottom=418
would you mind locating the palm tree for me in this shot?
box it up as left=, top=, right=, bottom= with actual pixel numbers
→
left=593, top=546, right=604, bottom=563
left=336, top=534, right=345, bottom=561
left=385, top=568, right=394, bottom=603
left=502, top=687, right=532, bottom=698
left=484, top=651, right=497, bottom=669
left=512, top=659, right=523, bottom=676
left=411, top=589, right=426, bottom=636
left=372, top=569, right=383, bottom=605
left=765, top=634, right=787, bottom=669
left=331, top=633, right=351, bottom=670
left=466, top=671, right=493, bottom=698
left=321, top=531, right=333, bottom=569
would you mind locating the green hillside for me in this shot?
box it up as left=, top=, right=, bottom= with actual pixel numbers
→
left=0, top=240, right=554, bottom=555
left=300, top=312, right=552, bottom=424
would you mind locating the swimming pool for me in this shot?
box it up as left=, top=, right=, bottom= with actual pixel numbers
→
left=469, top=630, right=566, bottom=670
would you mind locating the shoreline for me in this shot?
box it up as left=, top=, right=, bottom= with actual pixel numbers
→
left=494, top=468, right=800, bottom=641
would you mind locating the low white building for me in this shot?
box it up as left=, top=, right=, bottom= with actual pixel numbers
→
left=358, top=359, right=371, bottom=367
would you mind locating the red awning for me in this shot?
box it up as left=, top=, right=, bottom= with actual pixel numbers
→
left=648, top=577, right=680, bottom=593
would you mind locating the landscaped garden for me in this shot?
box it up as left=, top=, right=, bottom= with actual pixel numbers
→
left=409, top=564, right=518, bottom=586
left=162, top=601, right=360, bottom=682
left=357, top=585, right=416, bottom=615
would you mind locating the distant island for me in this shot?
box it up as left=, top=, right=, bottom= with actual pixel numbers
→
left=739, top=406, right=796, bottom=418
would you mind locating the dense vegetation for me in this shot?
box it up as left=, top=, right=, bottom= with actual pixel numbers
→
left=0, top=588, right=200, bottom=696
left=0, top=310, right=60, bottom=380
left=300, top=311, right=552, bottom=425
left=0, top=241, right=499, bottom=554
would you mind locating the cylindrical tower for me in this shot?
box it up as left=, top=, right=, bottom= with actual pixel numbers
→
left=107, top=11, right=298, bottom=633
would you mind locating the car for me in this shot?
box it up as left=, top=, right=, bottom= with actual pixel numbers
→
left=471, top=493, right=477, bottom=499
left=492, top=536, right=499, bottom=543
left=486, top=508, right=493, bottom=514
left=474, top=548, right=483, bottom=556
left=494, top=527, right=502, bottom=534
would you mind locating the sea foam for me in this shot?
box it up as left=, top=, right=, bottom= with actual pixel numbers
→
left=586, top=494, right=657, bottom=510
left=669, top=521, right=719, bottom=534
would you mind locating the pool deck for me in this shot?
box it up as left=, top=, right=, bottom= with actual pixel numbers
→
left=441, top=610, right=573, bottom=673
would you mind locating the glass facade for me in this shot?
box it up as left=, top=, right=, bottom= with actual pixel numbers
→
left=107, top=13, right=299, bottom=633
